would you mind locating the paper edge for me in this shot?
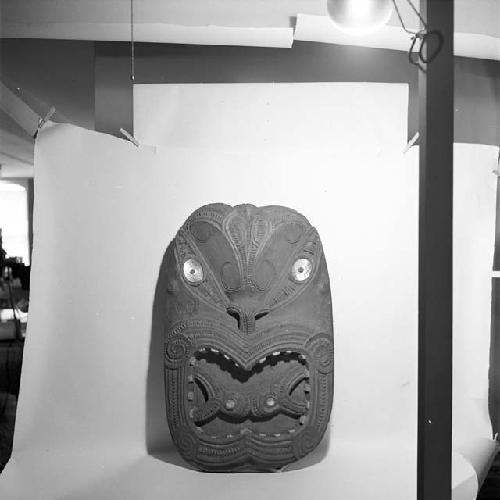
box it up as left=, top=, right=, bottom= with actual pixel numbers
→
left=294, top=14, right=500, bottom=62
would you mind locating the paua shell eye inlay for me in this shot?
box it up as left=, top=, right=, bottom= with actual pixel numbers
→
left=291, top=258, right=312, bottom=282
left=183, top=258, right=203, bottom=283
left=164, top=203, right=334, bottom=472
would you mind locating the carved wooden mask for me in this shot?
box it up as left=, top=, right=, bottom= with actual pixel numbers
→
left=164, top=204, right=334, bottom=471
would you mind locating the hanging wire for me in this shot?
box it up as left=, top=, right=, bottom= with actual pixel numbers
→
left=392, top=0, right=427, bottom=33
left=391, top=0, right=444, bottom=72
left=130, top=0, right=135, bottom=82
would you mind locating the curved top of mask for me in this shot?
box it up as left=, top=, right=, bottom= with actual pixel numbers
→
left=174, top=203, right=325, bottom=317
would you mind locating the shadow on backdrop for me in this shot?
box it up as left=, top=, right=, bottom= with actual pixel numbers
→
left=145, top=246, right=194, bottom=468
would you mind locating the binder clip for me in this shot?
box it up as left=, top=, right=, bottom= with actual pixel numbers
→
left=33, top=106, right=55, bottom=139
left=120, top=128, right=140, bottom=147
left=403, top=132, right=419, bottom=154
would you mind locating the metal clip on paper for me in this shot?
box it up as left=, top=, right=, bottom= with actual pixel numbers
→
left=33, top=106, right=56, bottom=139
left=403, top=132, right=419, bottom=154
left=493, top=150, right=500, bottom=177
left=120, top=128, right=140, bottom=147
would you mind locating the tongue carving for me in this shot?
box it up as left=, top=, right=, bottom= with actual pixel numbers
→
left=190, top=361, right=309, bottom=424
left=163, top=204, right=334, bottom=471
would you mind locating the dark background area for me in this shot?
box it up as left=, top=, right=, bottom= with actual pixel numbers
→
left=1, top=39, right=500, bottom=145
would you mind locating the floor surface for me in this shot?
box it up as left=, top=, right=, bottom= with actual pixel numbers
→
left=0, top=394, right=16, bottom=473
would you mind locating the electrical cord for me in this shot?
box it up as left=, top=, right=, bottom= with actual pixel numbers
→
left=391, top=0, right=444, bottom=72
left=130, top=0, right=135, bottom=82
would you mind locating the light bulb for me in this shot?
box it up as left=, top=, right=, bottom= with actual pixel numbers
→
left=327, top=0, right=394, bottom=35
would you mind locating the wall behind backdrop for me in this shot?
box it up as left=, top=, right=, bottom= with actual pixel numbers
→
left=1, top=39, right=500, bottom=146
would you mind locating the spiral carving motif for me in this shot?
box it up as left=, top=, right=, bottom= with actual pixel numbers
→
left=165, top=336, right=192, bottom=368
left=175, top=427, right=199, bottom=461
left=223, top=392, right=249, bottom=418
left=251, top=391, right=280, bottom=418
left=310, top=337, right=334, bottom=374
left=292, top=428, right=318, bottom=459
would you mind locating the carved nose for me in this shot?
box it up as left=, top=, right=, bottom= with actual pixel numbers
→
left=227, top=303, right=269, bottom=334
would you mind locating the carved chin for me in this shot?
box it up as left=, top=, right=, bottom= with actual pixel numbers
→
left=186, top=348, right=311, bottom=439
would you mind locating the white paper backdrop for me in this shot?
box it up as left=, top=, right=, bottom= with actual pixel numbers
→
left=452, top=143, right=499, bottom=486
left=134, top=83, right=499, bottom=496
left=0, top=82, right=496, bottom=499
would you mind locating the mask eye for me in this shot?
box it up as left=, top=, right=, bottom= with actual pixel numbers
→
left=291, top=258, right=312, bottom=282
left=183, top=258, right=204, bottom=283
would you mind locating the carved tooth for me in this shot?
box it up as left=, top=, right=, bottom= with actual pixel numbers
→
left=223, top=354, right=230, bottom=360
left=288, top=429, right=296, bottom=434
left=286, top=350, right=292, bottom=354
left=303, top=383, right=310, bottom=392
left=226, top=434, right=233, bottom=438
left=199, top=347, right=206, bottom=352
left=299, top=354, right=306, bottom=360
left=187, top=375, right=194, bottom=383
left=273, top=433, right=281, bottom=437
left=211, top=348, right=219, bottom=353
left=299, top=416, right=307, bottom=425
left=240, top=428, right=251, bottom=435
left=189, top=408, right=196, bottom=419
left=196, top=427, right=203, bottom=432
left=259, top=433, right=267, bottom=437
left=187, top=391, right=194, bottom=401
left=189, top=357, right=196, bottom=366
left=259, top=358, right=266, bottom=364
left=306, top=401, right=311, bottom=409
left=272, top=351, right=280, bottom=356
left=304, top=369, right=310, bottom=378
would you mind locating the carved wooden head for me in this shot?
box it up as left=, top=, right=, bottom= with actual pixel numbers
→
left=163, top=204, right=334, bottom=471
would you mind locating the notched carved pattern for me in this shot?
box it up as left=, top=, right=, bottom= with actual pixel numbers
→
left=292, top=428, right=319, bottom=459
left=175, top=426, right=199, bottom=460
left=165, top=336, right=192, bottom=369
left=190, top=363, right=309, bottom=424
left=268, top=229, right=322, bottom=310
left=223, top=208, right=277, bottom=291
left=184, top=204, right=231, bottom=231
left=164, top=204, right=334, bottom=472
left=224, top=212, right=250, bottom=282
left=174, top=230, right=228, bottom=312
left=247, top=217, right=270, bottom=287
left=305, top=334, right=334, bottom=374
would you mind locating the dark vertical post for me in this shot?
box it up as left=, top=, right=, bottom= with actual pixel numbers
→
left=490, top=278, right=500, bottom=437
left=491, top=178, right=500, bottom=436
left=418, top=2, right=454, bottom=500
left=27, top=177, right=34, bottom=264
left=94, top=42, right=134, bottom=137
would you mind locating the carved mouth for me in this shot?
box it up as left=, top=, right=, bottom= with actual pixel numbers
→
left=186, top=348, right=311, bottom=438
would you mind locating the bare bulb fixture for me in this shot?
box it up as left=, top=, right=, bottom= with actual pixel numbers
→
left=327, top=0, right=394, bottom=35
